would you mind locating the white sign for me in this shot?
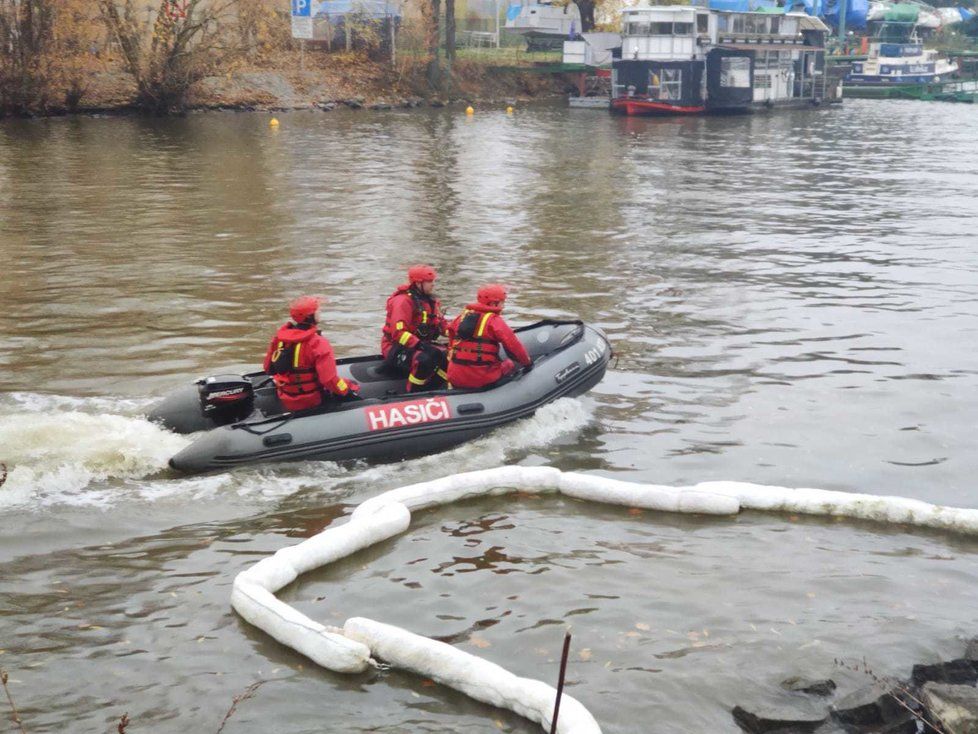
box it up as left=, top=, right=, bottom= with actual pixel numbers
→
left=291, top=16, right=314, bottom=39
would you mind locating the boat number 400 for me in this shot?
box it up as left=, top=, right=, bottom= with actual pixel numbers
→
left=584, top=339, right=606, bottom=366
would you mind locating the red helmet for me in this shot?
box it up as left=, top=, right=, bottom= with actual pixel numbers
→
left=477, top=284, right=507, bottom=306
left=289, top=295, right=321, bottom=323
left=408, top=265, right=437, bottom=283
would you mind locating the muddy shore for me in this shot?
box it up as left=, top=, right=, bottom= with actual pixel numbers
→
left=5, top=57, right=573, bottom=118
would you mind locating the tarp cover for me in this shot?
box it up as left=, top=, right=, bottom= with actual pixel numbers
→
left=706, top=48, right=754, bottom=109
left=788, top=0, right=825, bottom=18
left=612, top=60, right=704, bottom=106
left=883, top=2, right=919, bottom=22
left=709, top=0, right=752, bottom=11
left=824, top=0, right=870, bottom=28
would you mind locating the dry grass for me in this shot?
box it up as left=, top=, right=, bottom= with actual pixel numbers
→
left=214, top=680, right=267, bottom=734
left=0, top=667, right=269, bottom=733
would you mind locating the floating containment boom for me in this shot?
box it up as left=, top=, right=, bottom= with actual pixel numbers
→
left=231, top=466, right=978, bottom=733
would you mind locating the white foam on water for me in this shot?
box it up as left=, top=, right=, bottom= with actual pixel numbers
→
left=0, top=407, right=191, bottom=510
left=0, top=391, right=156, bottom=417
left=349, top=397, right=595, bottom=490
left=0, top=394, right=593, bottom=511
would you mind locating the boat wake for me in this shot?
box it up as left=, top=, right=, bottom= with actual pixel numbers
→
left=346, top=397, right=595, bottom=492
left=0, top=393, right=593, bottom=511
left=0, top=395, right=190, bottom=509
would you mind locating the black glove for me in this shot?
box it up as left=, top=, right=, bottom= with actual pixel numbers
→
left=420, top=341, right=442, bottom=357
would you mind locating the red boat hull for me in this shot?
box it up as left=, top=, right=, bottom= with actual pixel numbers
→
left=611, top=98, right=706, bottom=116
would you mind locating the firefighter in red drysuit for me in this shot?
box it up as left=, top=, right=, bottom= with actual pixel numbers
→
left=446, top=284, right=532, bottom=390
left=263, top=296, right=359, bottom=412
left=381, top=265, right=450, bottom=392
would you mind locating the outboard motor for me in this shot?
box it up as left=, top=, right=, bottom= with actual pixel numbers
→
left=197, top=374, right=255, bottom=425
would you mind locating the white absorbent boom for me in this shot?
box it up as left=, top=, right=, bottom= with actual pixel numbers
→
left=231, top=465, right=978, bottom=734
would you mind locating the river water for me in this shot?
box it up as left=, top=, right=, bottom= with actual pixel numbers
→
left=1, top=100, right=977, bottom=733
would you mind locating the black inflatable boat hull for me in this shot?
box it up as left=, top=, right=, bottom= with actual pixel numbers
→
left=149, top=321, right=610, bottom=473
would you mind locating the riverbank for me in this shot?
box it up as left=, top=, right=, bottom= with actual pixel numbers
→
left=4, top=52, right=571, bottom=118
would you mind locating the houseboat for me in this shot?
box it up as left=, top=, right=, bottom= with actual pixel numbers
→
left=611, top=1, right=831, bottom=116
left=846, top=10, right=958, bottom=87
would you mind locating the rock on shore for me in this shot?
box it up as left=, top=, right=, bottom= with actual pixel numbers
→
left=732, top=639, right=978, bottom=734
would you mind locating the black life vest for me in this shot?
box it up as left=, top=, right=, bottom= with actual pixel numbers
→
left=383, top=287, right=442, bottom=343
left=268, top=334, right=321, bottom=397
left=413, top=291, right=440, bottom=340
left=450, top=310, right=499, bottom=366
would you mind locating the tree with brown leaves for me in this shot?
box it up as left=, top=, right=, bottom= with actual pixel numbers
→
left=96, top=0, right=244, bottom=114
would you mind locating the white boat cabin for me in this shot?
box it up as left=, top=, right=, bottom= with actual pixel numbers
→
left=612, top=0, right=830, bottom=114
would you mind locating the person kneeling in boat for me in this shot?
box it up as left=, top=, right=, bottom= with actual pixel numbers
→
left=446, top=284, right=532, bottom=390
left=381, top=264, right=449, bottom=393
left=263, top=296, right=360, bottom=412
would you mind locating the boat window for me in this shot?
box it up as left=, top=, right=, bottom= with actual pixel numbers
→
left=661, top=68, right=683, bottom=99
left=732, top=16, right=744, bottom=33
left=627, top=21, right=650, bottom=35
left=744, top=16, right=759, bottom=34
left=651, top=22, right=674, bottom=34
left=769, top=16, right=779, bottom=34
left=697, top=14, right=709, bottom=33
left=673, top=22, right=693, bottom=35
left=648, top=68, right=683, bottom=100
left=720, top=56, right=751, bottom=87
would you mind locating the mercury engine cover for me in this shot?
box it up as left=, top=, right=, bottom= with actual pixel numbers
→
left=197, top=374, right=254, bottom=425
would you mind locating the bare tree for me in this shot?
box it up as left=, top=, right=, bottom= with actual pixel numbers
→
left=0, top=0, right=56, bottom=114
left=420, top=0, right=441, bottom=88
left=445, top=0, right=455, bottom=65
left=97, top=0, right=243, bottom=114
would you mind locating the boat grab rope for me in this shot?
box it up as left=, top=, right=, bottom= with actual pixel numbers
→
left=230, top=465, right=978, bottom=734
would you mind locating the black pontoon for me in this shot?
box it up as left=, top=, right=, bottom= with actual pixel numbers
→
left=149, top=320, right=611, bottom=473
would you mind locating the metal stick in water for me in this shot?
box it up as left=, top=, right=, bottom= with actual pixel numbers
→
left=550, top=631, right=572, bottom=734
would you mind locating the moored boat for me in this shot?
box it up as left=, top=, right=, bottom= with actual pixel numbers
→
left=611, top=0, right=832, bottom=116
left=845, top=8, right=959, bottom=88
left=149, top=320, right=611, bottom=473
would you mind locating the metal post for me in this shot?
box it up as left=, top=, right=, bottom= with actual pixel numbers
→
left=495, top=0, right=500, bottom=48
left=549, top=632, right=572, bottom=734
left=837, top=0, right=848, bottom=45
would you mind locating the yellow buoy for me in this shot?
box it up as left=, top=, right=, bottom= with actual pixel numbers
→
left=465, top=105, right=474, bottom=116
left=506, top=106, right=514, bottom=114
left=270, top=118, right=280, bottom=127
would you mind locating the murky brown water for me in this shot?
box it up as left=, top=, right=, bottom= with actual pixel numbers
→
left=1, top=100, right=977, bottom=733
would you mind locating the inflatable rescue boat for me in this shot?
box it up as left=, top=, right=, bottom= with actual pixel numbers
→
left=149, top=320, right=610, bottom=473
